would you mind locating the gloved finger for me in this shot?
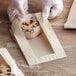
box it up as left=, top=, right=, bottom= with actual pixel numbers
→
left=42, top=0, right=54, bottom=19
left=49, top=4, right=63, bottom=19
left=7, top=7, right=26, bottom=22
left=23, top=0, right=28, bottom=12
left=17, top=5, right=25, bottom=16
left=24, top=4, right=28, bottom=12
left=16, top=4, right=26, bottom=21
left=7, top=7, right=19, bottom=22
left=42, top=5, right=51, bottom=19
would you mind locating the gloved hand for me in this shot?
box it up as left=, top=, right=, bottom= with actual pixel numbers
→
left=7, top=0, right=28, bottom=22
left=42, top=0, right=63, bottom=19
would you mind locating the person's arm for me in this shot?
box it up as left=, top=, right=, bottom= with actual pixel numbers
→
left=7, top=0, right=28, bottom=22
left=42, top=0, right=63, bottom=19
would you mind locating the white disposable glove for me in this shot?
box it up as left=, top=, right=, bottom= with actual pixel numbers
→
left=7, top=0, right=28, bottom=22
left=42, top=0, right=63, bottom=19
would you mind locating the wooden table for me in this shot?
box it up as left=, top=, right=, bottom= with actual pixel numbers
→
left=0, top=0, right=76, bottom=76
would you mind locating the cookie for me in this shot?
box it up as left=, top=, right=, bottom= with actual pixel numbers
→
left=20, top=14, right=42, bottom=40
left=0, top=56, right=12, bottom=76
left=0, top=65, right=12, bottom=76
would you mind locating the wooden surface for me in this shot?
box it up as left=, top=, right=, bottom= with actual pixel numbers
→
left=0, top=55, right=12, bottom=76
left=0, top=0, right=76, bottom=76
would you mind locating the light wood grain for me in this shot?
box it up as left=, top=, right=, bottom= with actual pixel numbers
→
left=36, top=13, right=66, bottom=58
left=64, top=0, right=76, bottom=29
